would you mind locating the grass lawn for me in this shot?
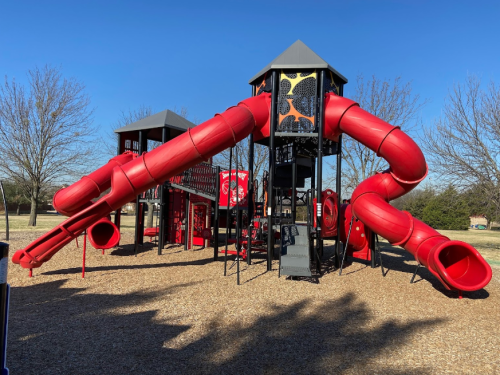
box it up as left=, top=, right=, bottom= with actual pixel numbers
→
left=0, top=213, right=137, bottom=232
left=439, top=229, right=500, bottom=266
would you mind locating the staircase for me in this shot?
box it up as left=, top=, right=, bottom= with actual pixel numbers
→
left=280, top=224, right=312, bottom=277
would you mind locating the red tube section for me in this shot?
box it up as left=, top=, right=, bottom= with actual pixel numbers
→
left=340, top=204, right=371, bottom=261
left=12, top=94, right=271, bottom=269
left=52, top=152, right=135, bottom=250
left=324, top=93, right=492, bottom=292
left=314, top=189, right=338, bottom=238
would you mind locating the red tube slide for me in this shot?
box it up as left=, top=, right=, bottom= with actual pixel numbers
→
left=12, top=94, right=271, bottom=269
left=324, top=93, right=492, bottom=292
left=52, top=152, right=135, bottom=249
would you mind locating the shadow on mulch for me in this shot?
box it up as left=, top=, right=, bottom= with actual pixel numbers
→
left=7, top=280, right=445, bottom=375
left=41, top=257, right=214, bottom=276
left=318, top=242, right=490, bottom=300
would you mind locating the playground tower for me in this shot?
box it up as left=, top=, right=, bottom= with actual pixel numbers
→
left=248, top=40, right=348, bottom=274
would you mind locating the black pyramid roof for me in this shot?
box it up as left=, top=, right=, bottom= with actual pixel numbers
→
left=249, top=40, right=347, bottom=85
left=114, top=109, right=195, bottom=134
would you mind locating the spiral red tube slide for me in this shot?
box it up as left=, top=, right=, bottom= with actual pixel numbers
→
left=12, top=94, right=271, bottom=269
left=324, top=93, right=492, bottom=292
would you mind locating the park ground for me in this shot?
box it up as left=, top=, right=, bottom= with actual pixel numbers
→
left=0, top=214, right=499, bottom=374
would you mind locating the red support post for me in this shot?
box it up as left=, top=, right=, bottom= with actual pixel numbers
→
left=82, top=232, right=87, bottom=278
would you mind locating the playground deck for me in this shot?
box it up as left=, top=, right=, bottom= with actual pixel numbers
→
left=4, top=231, right=500, bottom=374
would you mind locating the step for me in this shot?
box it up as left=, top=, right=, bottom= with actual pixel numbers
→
left=280, top=255, right=312, bottom=277
left=293, top=236, right=308, bottom=246
left=295, top=225, right=308, bottom=236
left=283, top=244, right=309, bottom=257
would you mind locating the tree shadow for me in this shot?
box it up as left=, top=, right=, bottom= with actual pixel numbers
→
left=321, top=240, right=490, bottom=300
left=110, top=242, right=157, bottom=256
left=41, top=257, right=214, bottom=276
left=7, top=281, right=445, bottom=374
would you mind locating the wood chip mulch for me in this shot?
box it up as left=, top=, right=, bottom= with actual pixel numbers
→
left=2, top=231, right=500, bottom=374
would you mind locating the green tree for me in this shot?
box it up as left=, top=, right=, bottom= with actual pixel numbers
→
left=422, top=185, right=470, bottom=230
left=1, top=180, right=30, bottom=215
left=393, top=187, right=435, bottom=221
left=462, top=183, right=500, bottom=227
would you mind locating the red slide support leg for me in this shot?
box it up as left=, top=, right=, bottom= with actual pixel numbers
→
left=324, top=93, right=492, bottom=293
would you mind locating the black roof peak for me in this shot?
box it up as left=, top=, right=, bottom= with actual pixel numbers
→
left=249, top=40, right=347, bottom=84
left=114, top=109, right=195, bottom=134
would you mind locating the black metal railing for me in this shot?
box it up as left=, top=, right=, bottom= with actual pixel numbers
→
left=168, top=162, right=218, bottom=198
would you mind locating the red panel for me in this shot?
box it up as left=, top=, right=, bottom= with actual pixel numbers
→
left=219, top=170, right=249, bottom=208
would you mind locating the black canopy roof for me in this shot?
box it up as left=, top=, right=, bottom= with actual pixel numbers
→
left=114, top=109, right=195, bottom=142
left=249, top=40, right=348, bottom=85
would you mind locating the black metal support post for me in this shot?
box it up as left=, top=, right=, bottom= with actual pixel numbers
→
left=184, top=192, right=190, bottom=251
left=411, top=264, right=421, bottom=283
left=0, top=242, right=10, bottom=375
left=334, top=135, right=343, bottom=269
left=0, top=183, right=8, bottom=241
left=235, top=148, right=240, bottom=285
left=317, top=70, right=326, bottom=261
left=224, top=148, right=233, bottom=276
left=375, top=235, right=386, bottom=277
left=339, top=216, right=354, bottom=276
left=267, top=70, right=278, bottom=271
left=247, top=83, right=256, bottom=265
left=247, top=133, right=254, bottom=265
left=310, top=157, right=316, bottom=260
left=214, top=166, right=220, bottom=261
left=370, top=231, right=376, bottom=268
left=114, top=133, right=122, bottom=238
left=158, top=128, right=168, bottom=255
left=291, top=146, right=297, bottom=223
left=134, top=130, right=146, bottom=255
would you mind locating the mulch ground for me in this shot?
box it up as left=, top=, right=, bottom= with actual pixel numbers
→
left=2, top=231, right=500, bottom=374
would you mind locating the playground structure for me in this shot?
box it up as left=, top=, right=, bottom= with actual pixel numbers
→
left=11, top=40, right=492, bottom=294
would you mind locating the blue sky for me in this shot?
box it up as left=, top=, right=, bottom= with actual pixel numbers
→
left=1, top=0, right=499, bottom=169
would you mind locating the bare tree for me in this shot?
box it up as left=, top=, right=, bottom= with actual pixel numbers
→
left=421, top=75, right=500, bottom=223
left=0, top=66, right=94, bottom=226
left=331, top=75, right=426, bottom=194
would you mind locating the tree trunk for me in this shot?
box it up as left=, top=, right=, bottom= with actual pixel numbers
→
left=146, top=202, right=154, bottom=228
left=16, top=204, right=20, bottom=216
left=28, top=192, right=38, bottom=226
